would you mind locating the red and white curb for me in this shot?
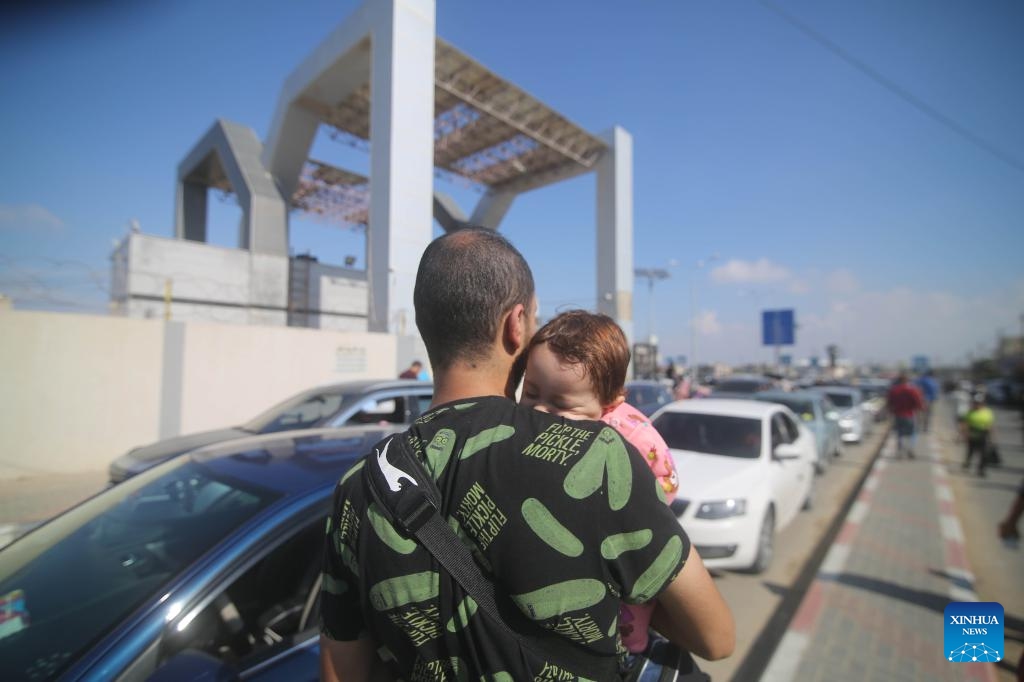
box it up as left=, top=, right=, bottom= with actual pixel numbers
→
left=761, top=434, right=994, bottom=682
left=761, top=440, right=891, bottom=682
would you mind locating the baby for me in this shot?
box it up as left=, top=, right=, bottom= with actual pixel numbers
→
left=519, top=310, right=679, bottom=654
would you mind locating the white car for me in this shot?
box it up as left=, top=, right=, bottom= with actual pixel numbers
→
left=808, top=386, right=868, bottom=442
left=651, top=399, right=817, bottom=573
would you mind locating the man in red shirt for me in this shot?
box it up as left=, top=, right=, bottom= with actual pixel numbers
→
left=398, top=360, right=423, bottom=380
left=888, top=374, right=925, bottom=458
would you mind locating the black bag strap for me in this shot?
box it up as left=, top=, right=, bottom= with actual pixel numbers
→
left=363, top=432, right=621, bottom=681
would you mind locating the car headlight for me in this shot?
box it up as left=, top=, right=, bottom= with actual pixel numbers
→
left=695, top=498, right=747, bottom=519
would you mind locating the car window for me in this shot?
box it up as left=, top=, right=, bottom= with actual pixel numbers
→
left=249, top=392, right=353, bottom=434
left=345, top=396, right=408, bottom=425
left=0, top=462, right=279, bottom=682
left=779, top=412, right=801, bottom=441
left=654, top=413, right=762, bottom=459
left=824, top=392, right=854, bottom=408
left=411, top=391, right=432, bottom=417
left=156, top=518, right=324, bottom=675
left=771, top=414, right=795, bottom=445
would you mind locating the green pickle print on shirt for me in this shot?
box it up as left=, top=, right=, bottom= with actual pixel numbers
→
left=564, top=426, right=633, bottom=509
left=521, top=498, right=583, bottom=557
left=340, top=458, right=364, bottom=486
left=368, top=503, right=417, bottom=554
left=425, top=428, right=457, bottom=479
left=511, top=579, right=605, bottom=621
left=628, top=535, right=684, bottom=603
left=369, top=571, right=439, bottom=611
left=459, top=425, right=516, bottom=459
left=600, top=529, right=653, bottom=560
left=321, top=572, right=348, bottom=596
left=445, top=596, right=478, bottom=633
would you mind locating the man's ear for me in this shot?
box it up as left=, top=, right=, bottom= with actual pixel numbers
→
left=502, top=302, right=528, bottom=355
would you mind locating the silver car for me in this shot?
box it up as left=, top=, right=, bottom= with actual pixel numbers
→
left=808, top=386, right=867, bottom=443
left=108, top=379, right=433, bottom=483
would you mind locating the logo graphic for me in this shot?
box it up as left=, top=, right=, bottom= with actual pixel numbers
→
left=376, top=438, right=417, bottom=492
left=944, top=602, right=1003, bottom=663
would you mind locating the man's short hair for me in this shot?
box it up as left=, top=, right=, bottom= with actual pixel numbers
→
left=414, top=227, right=535, bottom=370
left=526, top=310, right=630, bottom=407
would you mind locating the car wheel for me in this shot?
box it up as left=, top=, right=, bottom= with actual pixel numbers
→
left=749, top=507, right=775, bottom=574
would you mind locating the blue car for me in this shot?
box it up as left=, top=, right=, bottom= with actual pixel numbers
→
left=755, top=390, right=842, bottom=472
left=0, top=425, right=401, bottom=681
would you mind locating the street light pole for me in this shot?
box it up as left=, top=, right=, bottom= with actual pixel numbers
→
left=689, top=254, right=719, bottom=381
left=634, top=267, right=670, bottom=344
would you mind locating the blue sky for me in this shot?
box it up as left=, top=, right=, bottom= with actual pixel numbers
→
left=1, top=0, right=1022, bottom=366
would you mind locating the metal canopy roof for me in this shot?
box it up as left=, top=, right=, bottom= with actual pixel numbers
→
left=303, top=38, right=606, bottom=189
left=222, top=38, right=606, bottom=228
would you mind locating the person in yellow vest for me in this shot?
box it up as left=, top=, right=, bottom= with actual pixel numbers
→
left=961, top=394, right=995, bottom=477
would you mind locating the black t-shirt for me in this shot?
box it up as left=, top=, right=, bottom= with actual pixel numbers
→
left=321, top=396, right=690, bottom=680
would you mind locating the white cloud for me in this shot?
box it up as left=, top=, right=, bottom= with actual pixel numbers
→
left=787, top=278, right=811, bottom=295
left=0, top=203, right=64, bottom=231
left=793, top=282, right=1024, bottom=365
left=695, top=310, right=722, bottom=335
left=826, top=269, right=860, bottom=294
left=711, top=258, right=792, bottom=284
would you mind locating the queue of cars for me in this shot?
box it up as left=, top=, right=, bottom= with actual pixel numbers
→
left=0, top=373, right=887, bottom=679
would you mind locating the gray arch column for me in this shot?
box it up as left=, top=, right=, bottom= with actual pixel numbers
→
left=596, top=126, right=634, bottom=344
left=175, top=119, right=288, bottom=256
left=262, top=0, right=436, bottom=334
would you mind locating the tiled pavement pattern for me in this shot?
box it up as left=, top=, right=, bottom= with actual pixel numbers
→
left=763, top=423, right=999, bottom=682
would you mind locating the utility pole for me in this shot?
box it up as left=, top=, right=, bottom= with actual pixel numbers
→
left=634, top=267, right=670, bottom=344
left=689, top=254, right=720, bottom=381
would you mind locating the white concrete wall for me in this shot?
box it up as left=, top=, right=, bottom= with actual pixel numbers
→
left=118, top=233, right=289, bottom=326
left=174, top=321, right=394, bottom=434
left=0, top=309, right=397, bottom=478
left=0, top=310, right=164, bottom=477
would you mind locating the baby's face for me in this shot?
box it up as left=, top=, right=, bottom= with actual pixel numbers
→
left=520, top=342, right=604, bottom=420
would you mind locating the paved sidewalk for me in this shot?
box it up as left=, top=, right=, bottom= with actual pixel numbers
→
left=762, top=409, right=1008, bottom=681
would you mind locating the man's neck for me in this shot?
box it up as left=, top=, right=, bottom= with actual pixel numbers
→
left=430, top=362, right=515, bottom=408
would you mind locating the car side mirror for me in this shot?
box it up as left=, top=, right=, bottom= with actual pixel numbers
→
left=148, top=650, right=239, bottom=682
left=773, top=443, right=801, bottom=460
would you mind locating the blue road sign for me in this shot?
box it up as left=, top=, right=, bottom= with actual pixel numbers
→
left=762, top=309, right=795, bottom=346
left=912, top=355, right=929, bottom=373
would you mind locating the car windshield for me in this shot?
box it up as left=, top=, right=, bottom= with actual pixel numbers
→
left=653, top=412, right=762, bottom=459
left=859, top=385, right=886, bottom=399
left=761, top=397, right=815, bottom=420
left=0, top=461, right=279, bottom=681
left=825, top=392, right=855, bottom=408
left=626, top=384, right=667, bottom=405
left=243, top=389, right=362, bottom=433
left=713, top=379, right=767, bottom=394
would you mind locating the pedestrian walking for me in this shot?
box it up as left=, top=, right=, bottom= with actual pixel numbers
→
left=914, top=370, right=939, bottom=432
left=398, top=360, right=423, bottom=379
left=961, top=394, right=995, bottom=477
left=887, top=374, right=924, bottom=458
